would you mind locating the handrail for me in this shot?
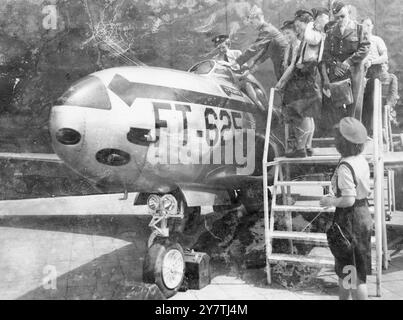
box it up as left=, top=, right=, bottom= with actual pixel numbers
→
left=373, top=79, right=384, bottom=297
left=262, top=87, right=276, bottom=284
left=262, top=83, right=385, bottom=295
left=263, top=88, right=276, bottom=164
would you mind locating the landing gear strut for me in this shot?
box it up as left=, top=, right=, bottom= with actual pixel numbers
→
left=142, top=194, right=186, bottom=298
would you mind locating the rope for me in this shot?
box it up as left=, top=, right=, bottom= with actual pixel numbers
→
left=301, top=212, right=324, bottom=232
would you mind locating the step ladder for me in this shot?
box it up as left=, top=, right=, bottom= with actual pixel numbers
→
left=262, top=80, right=389, bottom=297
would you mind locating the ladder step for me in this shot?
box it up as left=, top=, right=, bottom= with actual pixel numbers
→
left=272, top=205, right=335, bottom=213
left=271, top=232, right=377, bottom=248
left=265, top=153, right=375, bottom=166
left=312, top=138, right=335, bottom=142
left=268, top=253, right=335, bottom=268
left=275, top=181, right=331, bottom=187
left=271, top=231, right=327, bottom=244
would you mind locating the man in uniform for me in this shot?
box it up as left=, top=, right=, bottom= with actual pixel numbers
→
left=211, top=34, right=242, bottom=69
left=237, top=5, right=288, bottom=81
left=322, top=1, right=370, bottom=122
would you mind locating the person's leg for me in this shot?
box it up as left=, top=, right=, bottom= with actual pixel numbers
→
left=295, top=117, right=311, bottom=151
left=351, top=65, right=367, bottom=121
left=351, top=281, right=368, bottom=300
left=306, top=117, right=315, bottom=150
left=338, top=278, right=352, bottom=300
left=286, top=117, right=310, bottom=157
left=362, top=79, right=375, bottom=134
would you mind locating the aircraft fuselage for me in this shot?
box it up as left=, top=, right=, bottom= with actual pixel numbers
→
left=50, top=66, right=274, bottom=193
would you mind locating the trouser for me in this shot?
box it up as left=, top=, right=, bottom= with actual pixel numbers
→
left=0, top=75, right=15, bottom=112
left=351, top=63, right=367, bottom=121
left=290, top=117, right=315, bottom=151
left=362, top=79, right=375, bottom=134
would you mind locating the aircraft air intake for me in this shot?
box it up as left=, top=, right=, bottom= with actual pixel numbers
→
left=55, top=128, right=81, bottom=145
left=96, top=149, right=131, bottom=167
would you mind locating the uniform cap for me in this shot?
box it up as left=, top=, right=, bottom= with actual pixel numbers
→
left=311, top=7, right=330, bottom=19
left=336, top=117, right=368, bottom=144
left=295, top=9, right=314, bottom=18
left=212, top=34, right=229, bottom=46
left=332, top=1, right=346, bottom=15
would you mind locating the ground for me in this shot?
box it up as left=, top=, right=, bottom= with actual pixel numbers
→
left=1, top=210, right=402, bottom=300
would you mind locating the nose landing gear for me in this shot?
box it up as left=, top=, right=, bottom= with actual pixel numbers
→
left=142, top=194, right=186, bottom=298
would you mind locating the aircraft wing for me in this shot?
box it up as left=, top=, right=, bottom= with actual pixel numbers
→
left=0, top=153, right=63, bottom=164
left=0, top=193, right=149, bottom=217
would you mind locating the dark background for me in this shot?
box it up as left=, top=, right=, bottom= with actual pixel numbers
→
left=0, top=0, right=402, bottom=205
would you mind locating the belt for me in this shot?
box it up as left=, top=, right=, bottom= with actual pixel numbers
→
left=355, top=198, right=368, bottom=207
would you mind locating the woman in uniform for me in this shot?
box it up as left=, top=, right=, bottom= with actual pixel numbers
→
left=320, top=117, right=372, bottom=300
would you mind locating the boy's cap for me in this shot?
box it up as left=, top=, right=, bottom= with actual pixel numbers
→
left=311, top=7, right=330, bottom=19
left=335, top=117, right=368, bottom=144
left=295, top=9, right=314, bottom=18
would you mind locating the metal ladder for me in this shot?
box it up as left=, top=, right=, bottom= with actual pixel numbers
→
left=262, top=80, right=389, bottom=297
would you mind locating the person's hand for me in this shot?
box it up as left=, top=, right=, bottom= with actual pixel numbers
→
left=341, top=61, right=351, bottom=71
left=275, top=81, right=284, bottom=91
left=322, top=79, right=331, bottom=96
left=320, top=195, right=336, bottom=208
left=240, top=65, right=250, bottom=73
left=334, top=65, right=345, bottom=77
left=239, top=70, right=250, bottom=80
left=334, top=61, right=350, bottom=77
left=364, top=59, right=372, bottom=69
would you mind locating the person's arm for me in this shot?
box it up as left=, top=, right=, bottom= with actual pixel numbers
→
left=236, top=26, right=274, bottom=66
left=238, top=23, right=287, bottom=68
left=276, top=43, right=299, bottom=90
left=344, top=24, right=370, bottom=67
left=320, top=61, right=331, bottom=94
left=320, top=164, right=357, bottom=208
left=370, top=37, right=388, bottom=66
left=386, top=74, right=399, bottom=107
left=320, top=194, right=356, bottom=208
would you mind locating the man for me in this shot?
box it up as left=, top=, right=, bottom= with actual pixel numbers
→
left=211, top=34, right=242, bottom=70
left=211, top=34, right=266, bottom=112
left=362, top=63, right=400, bottom=132
left=362, top=17, right=388, bottom=80
left=237, top=5, right=288, bottom=81
left=322, top=1, right=370, bottom=123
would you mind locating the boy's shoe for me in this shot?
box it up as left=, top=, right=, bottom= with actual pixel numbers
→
left=285, top=149, right=307, bottom=158
left=306, top=148, right=314, bottom=157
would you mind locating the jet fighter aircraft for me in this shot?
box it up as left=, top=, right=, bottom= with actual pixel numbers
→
left=0, top=59, right=285, bottom=297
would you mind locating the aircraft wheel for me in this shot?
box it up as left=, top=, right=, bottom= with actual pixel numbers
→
left=143, top=239, right=185, bottom=298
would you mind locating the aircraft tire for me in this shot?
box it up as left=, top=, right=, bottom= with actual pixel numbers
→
left=142, top=238, right=185, bottom=298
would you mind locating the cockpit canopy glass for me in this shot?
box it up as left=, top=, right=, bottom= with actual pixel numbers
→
left=56, top=76, right=111, bottom=110
left=189, top=61, right=214, bottom=75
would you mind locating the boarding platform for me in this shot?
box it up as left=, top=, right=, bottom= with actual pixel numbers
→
left=262, top=80, right=403, bottom=297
